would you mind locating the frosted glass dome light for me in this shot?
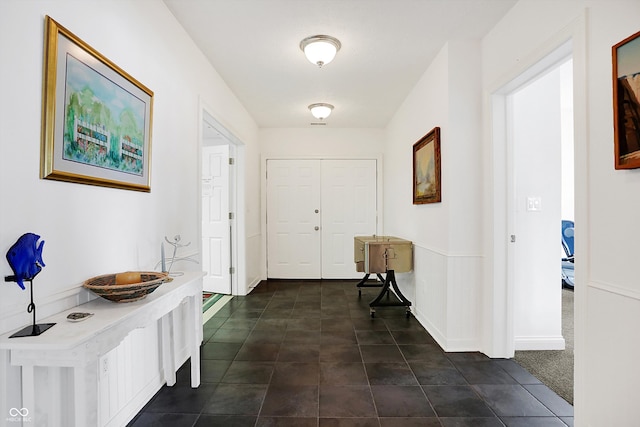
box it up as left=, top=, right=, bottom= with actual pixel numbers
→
left=308, top=103, right=334, bottom=120
left=300, top=35, right=341, bottom=67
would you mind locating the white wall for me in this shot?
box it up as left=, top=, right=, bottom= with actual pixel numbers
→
left=0, top=0, right=260, bottom=424
left=258, top=127, right=384, bottom=279
left=511, top=66, right=564, bottom=350
left=0, top=0, right=259, bottom=328
left=384, top=47, right=450, bottom=251
left=3, top=0, right=640, bottom=425
left=259, top=127, right=384, bottom=158
left=383, top=0, right=640, bottom=423
left=384, top=41, right=483, bottom=351
left=481, top=0, right=640, bottom=424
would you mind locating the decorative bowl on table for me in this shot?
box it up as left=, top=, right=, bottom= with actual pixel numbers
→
left=83, top=271, right=171, bottom=303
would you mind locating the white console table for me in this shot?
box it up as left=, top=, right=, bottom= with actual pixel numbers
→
left=0, top=271, right=204, bottom=427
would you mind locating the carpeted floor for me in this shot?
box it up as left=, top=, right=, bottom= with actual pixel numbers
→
left=515, top=288, right=574, bottom=404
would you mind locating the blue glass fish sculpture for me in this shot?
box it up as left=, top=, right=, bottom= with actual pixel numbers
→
left=6, top=233, right=45, bottom=290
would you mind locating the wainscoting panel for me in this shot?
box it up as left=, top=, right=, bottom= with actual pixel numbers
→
left=446, top=255, right=482, bottom=351
left=397, top=244, right=482, bottom=352
left=411, top=246, right=447, bottom=345
left=98, top=304, right=194, bottom=427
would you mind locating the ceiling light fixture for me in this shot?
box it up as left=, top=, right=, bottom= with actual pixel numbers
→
left=300, top=35, right=341, bottom=67
left=308, top=103, right=334, bottom=120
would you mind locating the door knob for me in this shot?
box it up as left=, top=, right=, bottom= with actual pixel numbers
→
left=314, top=226, right=319, bottom=231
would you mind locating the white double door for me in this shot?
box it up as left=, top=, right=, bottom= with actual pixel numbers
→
left=267, top=159, right=377, bottom=279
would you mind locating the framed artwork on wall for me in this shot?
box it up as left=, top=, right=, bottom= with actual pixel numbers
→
left=40, top=16, right=154, bottom=192
left=412, top=126, right=441, bottom=204
left=612, top=30, right=640, bottom=170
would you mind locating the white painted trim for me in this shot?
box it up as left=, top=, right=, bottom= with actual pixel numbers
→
left=568, top=13, right=588, bottom=424
left=515, top=336, right=566, bottom=351
left=485, top=13, right=587, bottom=361
left=413, top=309, right=481, bottom=353
left=411, top=241, right=483, bottom=258
left=588, top=280, right=640, bottom=302
left=248, top=277, right=262, bottom=292
left=444, top=340, right=482, bottom=353
left=198, top=98, right=248, bottom=296
left=413, top=307, right=446, bottom=349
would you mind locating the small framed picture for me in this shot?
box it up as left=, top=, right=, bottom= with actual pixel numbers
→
left=413, top=127, right=441, bottom=204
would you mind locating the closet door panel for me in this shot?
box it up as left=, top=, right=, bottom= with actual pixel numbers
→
left=266, top=160, right=321, bottom=278
left=321, top=160, right=377, bottom=278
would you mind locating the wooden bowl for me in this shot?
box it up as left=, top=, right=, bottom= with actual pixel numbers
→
left=83, top=271, right=171, bottom=303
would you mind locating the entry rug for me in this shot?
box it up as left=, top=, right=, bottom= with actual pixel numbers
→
left=203, top=292, right=223, bottom=313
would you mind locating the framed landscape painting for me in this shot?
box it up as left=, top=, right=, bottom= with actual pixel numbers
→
left=613, top=30, right=640, bottom=170
left=41, top=16, right=154, bottom=191
left=413, top=127, right=441, bottom=204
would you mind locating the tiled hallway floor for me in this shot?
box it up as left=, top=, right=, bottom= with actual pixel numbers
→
left=129, top=279, right=573, bottom=427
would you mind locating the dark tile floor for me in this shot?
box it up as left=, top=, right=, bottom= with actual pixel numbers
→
left=128, top=279, right=573, bottom=427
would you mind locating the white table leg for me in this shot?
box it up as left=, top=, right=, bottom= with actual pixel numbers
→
left=0, top=350, right=8, bottom=427
left=49, top=367, right=62, bottom=427
left=21, top=364, right=35, bottom=425
left=189, top=294, right=201, bottom=388
left=161, top=312, right=176, bottom=386
left=86, top=359, right=101, bottom=427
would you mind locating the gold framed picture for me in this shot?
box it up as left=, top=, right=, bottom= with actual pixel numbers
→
left=41, top=16, right=154, bottom=191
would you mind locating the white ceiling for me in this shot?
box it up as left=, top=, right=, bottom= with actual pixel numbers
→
left=163, top=0, right=517, bottom=129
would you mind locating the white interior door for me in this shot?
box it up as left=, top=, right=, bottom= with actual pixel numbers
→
left=202, top=145, right=231, bottom=293
left=266, top=159, right=321, bottom=278
left=321, top=160, right=377, bottom=278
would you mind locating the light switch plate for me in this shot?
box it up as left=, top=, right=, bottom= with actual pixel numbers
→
left=527, top=196, right=542, bottom=211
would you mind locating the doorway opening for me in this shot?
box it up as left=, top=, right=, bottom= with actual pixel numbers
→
left=199, top=108, right=246, bottom=296
left=493, top=41, right=575, bottom=403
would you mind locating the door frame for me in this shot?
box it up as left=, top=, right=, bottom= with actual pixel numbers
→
left=484, top=12, right=588, bottom=374
left=261, top=153, right=384, bottom=280
left=198, top=103, right=247, bottom=296
left=508, top=54, right=571, bottom=351
left=491, top=40, right=573, bottom=358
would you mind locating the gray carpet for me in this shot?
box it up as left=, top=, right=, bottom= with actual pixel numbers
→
left=514, top=288, right=574, bottom=404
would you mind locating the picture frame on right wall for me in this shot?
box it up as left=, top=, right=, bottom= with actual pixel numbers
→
left=413, top=126, right=441, bottom=204
left=612, top=30, right=640, bottom=169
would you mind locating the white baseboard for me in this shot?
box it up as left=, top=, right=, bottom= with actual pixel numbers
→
left=414, top=308, right=480, bottom=353
left=246, top=276, right=262, bottom=293
left=515, top=336, right=566, bottom=351
left=413, top=308, right=446, bottom=350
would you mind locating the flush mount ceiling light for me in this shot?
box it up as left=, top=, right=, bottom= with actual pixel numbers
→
left=300, top=35, right=341, bottom=67
left=309, top=103, right=334, bottom=120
